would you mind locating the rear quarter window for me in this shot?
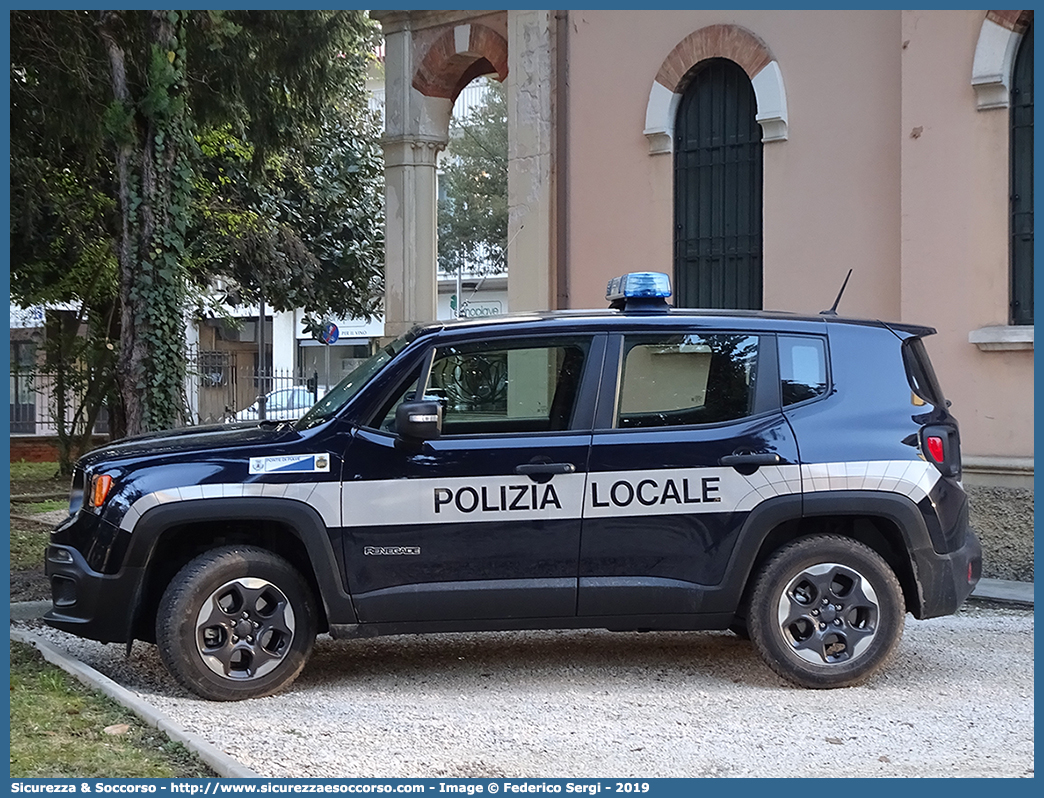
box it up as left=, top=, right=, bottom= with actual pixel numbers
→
left=902, top=336, right=945, bottom=406
left=779, top=335, right=829, bottom=406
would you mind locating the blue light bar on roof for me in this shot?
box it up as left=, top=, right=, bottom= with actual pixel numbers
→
left=606, top=272, right=672, bottom=302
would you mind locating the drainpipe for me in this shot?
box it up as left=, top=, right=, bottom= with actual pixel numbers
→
left=257, top=293, right=266, bottom=421
left=554, top=10, right=570, bottom=310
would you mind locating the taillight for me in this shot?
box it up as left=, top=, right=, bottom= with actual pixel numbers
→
left=921, top=425, right=961, bottom=478
left=91, top=474, right=113, bottom=507
left=926, top=435, right=945, bottom=464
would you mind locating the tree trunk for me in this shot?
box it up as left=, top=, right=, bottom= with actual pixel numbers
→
left=99, top=11, right=145, bottom=436
left=99, top=10, right=188, bottom=437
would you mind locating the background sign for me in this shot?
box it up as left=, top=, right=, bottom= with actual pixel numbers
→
left=318, top=322, right=340, bottom=345
left=452, top=297, right=504, bottom=318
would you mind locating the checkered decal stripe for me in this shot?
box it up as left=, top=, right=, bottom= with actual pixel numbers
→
left=115, top=460, right=940, bottom=532
left=801, top=460, right=941, bottom=504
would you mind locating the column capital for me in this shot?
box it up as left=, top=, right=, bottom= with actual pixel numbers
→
left=382, top=135, right=447, bottom=168
left=368, top=10, right=411, bottom=34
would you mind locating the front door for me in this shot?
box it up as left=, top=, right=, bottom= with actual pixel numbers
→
left=579, top=330, right=799, bottom=617
left=342, top=334, right=604, bottom=624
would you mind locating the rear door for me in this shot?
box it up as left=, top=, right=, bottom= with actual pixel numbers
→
left=341, top=333, right=605, bottom=624
left=578, top=329, right=800, bottom=617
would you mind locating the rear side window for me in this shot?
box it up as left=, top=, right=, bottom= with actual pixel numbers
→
left=617, top=333, right=759, bottom=427
left=779, top=335, right=828, bottom=406
left=902, top=337, right=945, bottom=406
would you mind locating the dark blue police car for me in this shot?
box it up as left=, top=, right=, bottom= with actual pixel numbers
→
left=45, top=273, right=981, bottom=700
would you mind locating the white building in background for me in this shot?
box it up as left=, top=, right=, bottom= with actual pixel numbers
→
left=9, top=302, right=100, bottom=435
left=10, top=303, right=51, bottom=435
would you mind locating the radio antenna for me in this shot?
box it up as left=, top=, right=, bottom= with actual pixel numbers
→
left=458, top=223, right=525, bottom=316
left=820, top=269, right=853, bottom=316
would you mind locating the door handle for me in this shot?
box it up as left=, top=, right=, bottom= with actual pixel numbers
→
left=718, top=453, right=781, bottom=467
left=719, top=452, right=781, bottom=476
left=515, top=462, right=576, bottom=477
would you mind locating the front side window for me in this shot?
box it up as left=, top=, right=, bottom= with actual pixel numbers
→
left=617, top=333, right=759, bottom=428
left=378, top=338, right=590, bottom=436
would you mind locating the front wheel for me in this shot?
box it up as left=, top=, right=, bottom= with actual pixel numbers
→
left=156, top=546, right=317, bottom=701
left=747, top=535, right=905, bottom=689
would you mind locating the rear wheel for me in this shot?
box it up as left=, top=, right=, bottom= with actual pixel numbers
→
left=747, top=535, right=904, bottom=688
left=156, top=545, right=317, bottom=701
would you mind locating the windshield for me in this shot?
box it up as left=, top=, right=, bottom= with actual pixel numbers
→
left=296, top=332, right=415, bottom=429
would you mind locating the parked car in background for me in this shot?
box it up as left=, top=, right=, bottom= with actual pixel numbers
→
left=234, top=386, right=316, bottom=422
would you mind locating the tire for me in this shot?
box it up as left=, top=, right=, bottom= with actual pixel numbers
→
left=156, top=545, right=317, bottom=701
left=747, top=535, right=905, bottom=689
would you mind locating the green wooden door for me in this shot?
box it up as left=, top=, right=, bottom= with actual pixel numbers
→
left=674, top=58, right=763, bottom=310
left=1011, top=21, right=1033, bottom=325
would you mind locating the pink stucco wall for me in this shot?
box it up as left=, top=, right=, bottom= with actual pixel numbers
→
left=565, top=10, right=901, bottom=318
left=899, top=10, right=1033, bottom=457
left=562, top=9, right=1031, bottom=458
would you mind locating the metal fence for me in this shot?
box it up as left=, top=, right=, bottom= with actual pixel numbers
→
left=184, top=347, right=323, bottom=425
left=9, top=368, right=110, bottom=436
left=10, top=351, right=340, bottom=436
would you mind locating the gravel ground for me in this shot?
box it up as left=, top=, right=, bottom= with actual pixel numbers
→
left=16, top=604, right=1033, bottom=779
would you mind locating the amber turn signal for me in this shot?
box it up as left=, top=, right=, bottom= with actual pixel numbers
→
left=91, top=474, right=113, bottom=507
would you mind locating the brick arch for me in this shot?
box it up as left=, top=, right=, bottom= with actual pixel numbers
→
left=644, top=24, right=788, bottom=154
left=972, top=10, right=1034, bottom=109
left=412, top=23, right=509, bottom=102
left=656, top=24, right=772, bottom=90
left=988, top=9, right=1033, bottom=32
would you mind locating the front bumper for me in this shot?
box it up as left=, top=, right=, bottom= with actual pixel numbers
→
left=910, top=529, right=983, bottom=619
left=43, top=543, right=144, bottom=643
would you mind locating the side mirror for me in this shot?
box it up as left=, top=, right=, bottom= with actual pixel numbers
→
left=395, top=398, right=443, bottom=442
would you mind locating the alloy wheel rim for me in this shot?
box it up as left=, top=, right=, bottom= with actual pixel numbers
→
left=195, top=577, right=296, bottom=680
left=776, top=562, right=879, bottom=665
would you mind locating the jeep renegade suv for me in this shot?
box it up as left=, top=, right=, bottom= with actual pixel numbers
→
left=45, top=272, right=981, bottom=700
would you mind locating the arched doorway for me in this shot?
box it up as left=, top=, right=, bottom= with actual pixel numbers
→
left=673, top=58, right=763, bottom=310
left=1010, top=19, right=1033, bottom=325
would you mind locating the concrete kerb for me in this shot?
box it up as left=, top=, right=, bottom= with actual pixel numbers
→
left=969, top=577, right=1034, bottom=606
left=9, top=626, right=261, bottom=779
left=10, top=601, right=51, bottom=621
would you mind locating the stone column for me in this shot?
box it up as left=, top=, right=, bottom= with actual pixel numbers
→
left=378, top=15, right=452, bottom=339
left=183, top=312, right=200, bottom=423
left=383, top=135, right=445, bottom=339
left=506, top=10, right=556, bottom=312
left=271, top=311, right=296, bottom=374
